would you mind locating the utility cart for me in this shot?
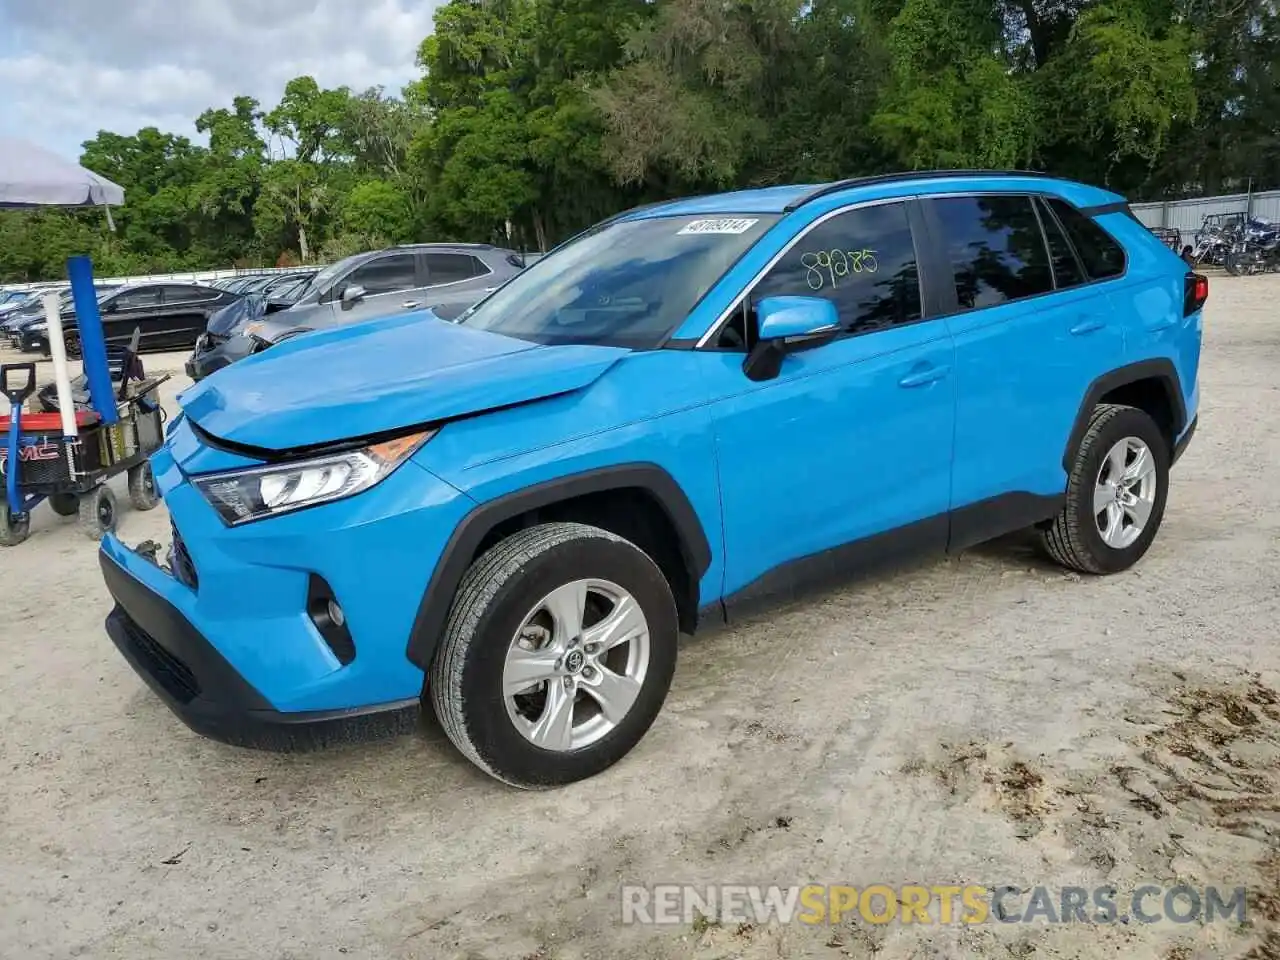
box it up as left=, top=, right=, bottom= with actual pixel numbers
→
left=1, top=344, right=167, bottom=546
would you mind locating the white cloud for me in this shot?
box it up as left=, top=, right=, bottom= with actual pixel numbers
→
left=0, top=0, right=442, bottom=159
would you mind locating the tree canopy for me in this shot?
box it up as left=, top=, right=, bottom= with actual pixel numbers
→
left=3, top=0, right=1277, bottom=282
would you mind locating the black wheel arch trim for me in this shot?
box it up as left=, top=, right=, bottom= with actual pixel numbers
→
left=406, top=463, right=713, bottom=670
left=1064, top=359, right=1187, bottom=471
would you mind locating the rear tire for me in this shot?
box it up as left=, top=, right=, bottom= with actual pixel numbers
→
left=64, top=330, right=81, bottom=359
left=79, top=484, right=118, bottom=541
left=128, top=461, right=160, bottom=511
left=1041, top=404, right=1170, bottom=574
left=428, top=522, right=678, bottom=788
left=48, top=493, right=79, bottom=517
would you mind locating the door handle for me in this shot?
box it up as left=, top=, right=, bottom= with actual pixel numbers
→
left=402, top=300, right=421, bottom=309
left=898, top=364, right=950, bottom=388
left=1069, top=317, right=1106, bottom=335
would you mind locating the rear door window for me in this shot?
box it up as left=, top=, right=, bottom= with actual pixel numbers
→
left=114, top=287, right=163, bottom=309
left=165, top=285, right=218, bottom=303
left=425, top=253, right=487, bottom=285
left=1046, top=198, right=1127, bottom=280
left=928, top=195, right=1054, bottom=311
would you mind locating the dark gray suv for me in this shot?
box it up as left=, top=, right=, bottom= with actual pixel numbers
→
left=186, top=244, right=527, bottom=381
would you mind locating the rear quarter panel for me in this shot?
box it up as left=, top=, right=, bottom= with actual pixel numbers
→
left=1099, top=212, right=1202, bottom=428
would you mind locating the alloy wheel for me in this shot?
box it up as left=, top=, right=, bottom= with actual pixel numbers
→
left=1093, top=436, right=1158, bottom=549
left=502, top=578, right=650, bottom=752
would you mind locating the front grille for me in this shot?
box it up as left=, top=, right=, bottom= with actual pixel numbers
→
left=118, top=615, right=201, bottom=704
left=168, top=519, right=199, bottom=589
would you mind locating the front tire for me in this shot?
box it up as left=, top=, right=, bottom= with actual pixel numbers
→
left=128, top=462, right=160, bottom=511
left=428, top=522, right=679, bottom=788
left=78, top=484, right=118, bottom=541
left=1041, top=403, right=1170, bottom=574
left=0, top=502, right=30, bottom=546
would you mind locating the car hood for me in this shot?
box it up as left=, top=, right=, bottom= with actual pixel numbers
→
left=250, top=300, right=334, bottom=339
left=178, top=309, right=629, bottom=451
left=206, top=295, right=264, bottom=337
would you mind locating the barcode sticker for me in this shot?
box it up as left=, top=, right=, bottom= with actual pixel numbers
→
left=677, top=218, right=759, bottom=236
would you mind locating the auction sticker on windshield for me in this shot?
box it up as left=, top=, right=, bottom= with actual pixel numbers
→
left=677, top=218, right=760, bottom=235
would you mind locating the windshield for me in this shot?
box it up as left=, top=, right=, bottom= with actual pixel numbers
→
left=269, top=276, right=311, bottom=301
left=458, top=214, right=779, bottom=348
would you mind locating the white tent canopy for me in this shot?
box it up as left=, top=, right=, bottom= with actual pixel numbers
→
left=0, top=136, right=124, bottom=208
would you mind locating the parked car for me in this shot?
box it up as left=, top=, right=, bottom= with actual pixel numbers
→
left=184, top=245, right=520, bottom=380
left=1, top=289, right=63, bottom=336
left=183, top=272, right=318, bottom=380
left=23, top=282, right=241, bottom=356
left=3, top=286, right=77, bottom=341
left=218, top=274, right=270, bottom=294
left=259, top=271, right=316, bottom=306
left=6, top=285, right=125, bottom=349
left=0, top=288, right=50, bottom=319
left=100, top=171, right=1204, bottom=788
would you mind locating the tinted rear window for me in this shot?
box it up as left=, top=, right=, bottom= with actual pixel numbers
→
left=1036, top=197, right=1087, bottom=289
left=1046, top=198, right=1126, bottom=280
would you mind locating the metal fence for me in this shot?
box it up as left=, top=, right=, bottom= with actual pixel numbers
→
left=1130, top=189, right=1280, bottom=234
left=1, top=263, right=324, bottom=294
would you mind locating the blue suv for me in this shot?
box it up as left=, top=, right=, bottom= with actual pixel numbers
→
left=100, top=171, right=1205, bottom=787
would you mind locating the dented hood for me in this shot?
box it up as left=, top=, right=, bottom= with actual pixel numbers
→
left=178, top=309, right=628, bottom=451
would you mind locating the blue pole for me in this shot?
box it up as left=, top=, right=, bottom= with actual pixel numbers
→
left=67, top=255, right=118, bottom=425
left=4, top=405, right=19, bottom=509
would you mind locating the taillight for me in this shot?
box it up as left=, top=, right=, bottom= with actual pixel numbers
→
left=1184, top=272, right=1208, bottom=316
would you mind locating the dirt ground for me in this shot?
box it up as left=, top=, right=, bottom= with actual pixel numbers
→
left=1, top=275, right=1278, bottom=960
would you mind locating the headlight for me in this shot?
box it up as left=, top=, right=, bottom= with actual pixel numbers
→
left=192, top=430, right=435, bottom=525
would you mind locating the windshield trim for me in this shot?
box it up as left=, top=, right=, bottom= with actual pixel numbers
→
left=456, top=211, right=780, bottom=350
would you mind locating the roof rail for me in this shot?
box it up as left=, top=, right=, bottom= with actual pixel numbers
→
left=392, top=241, right=497, bottom=250
left=782, top=169, right=1054, bottom=212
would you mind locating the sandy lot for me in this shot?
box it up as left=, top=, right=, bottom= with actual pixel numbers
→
left=1, top=277, right=1278, bottom=960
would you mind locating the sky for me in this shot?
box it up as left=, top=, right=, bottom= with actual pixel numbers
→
left=0, top=0, right=444, bottom=161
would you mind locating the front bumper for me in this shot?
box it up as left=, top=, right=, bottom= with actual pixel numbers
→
left=186, top=333, right=254, bottom=381
left=101, top=548, right=420, bottom=750
left=98, top=419, right=476, bottom=747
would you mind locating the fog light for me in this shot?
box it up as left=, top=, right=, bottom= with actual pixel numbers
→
left=327, top=599, right=345, bottom=628
left=307, top=574, right=355, bottom=665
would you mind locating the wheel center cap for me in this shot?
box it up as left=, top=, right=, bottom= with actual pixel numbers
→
left=564, top=650, right=585, bottom=674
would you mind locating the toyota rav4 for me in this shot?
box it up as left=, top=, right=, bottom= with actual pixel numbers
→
left=100, top=171, right=1205, bottom=788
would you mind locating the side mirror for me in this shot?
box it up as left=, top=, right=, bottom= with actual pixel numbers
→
left=743, top=296, right=840, bottom=382
left=340, top=284, right=366, bottom=307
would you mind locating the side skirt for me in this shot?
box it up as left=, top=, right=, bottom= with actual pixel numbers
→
left=699, top=492, right=1064, bottom=629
